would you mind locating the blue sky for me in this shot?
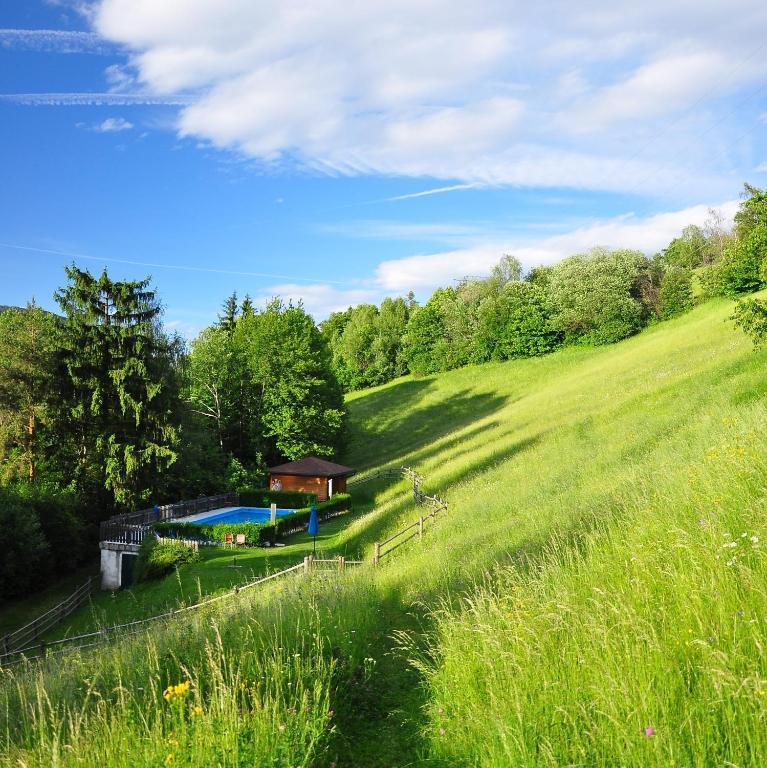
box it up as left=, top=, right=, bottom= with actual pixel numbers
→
left=1, top=1, right=766, bottom=335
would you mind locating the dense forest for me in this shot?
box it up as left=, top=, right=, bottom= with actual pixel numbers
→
left=0, top=184, right=765, bottom=601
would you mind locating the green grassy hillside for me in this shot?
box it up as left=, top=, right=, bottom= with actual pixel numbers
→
left=4, top=296, right=767, bottom=767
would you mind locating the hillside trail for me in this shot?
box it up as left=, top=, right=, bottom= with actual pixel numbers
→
left=323, top=590, right=439, bottom=768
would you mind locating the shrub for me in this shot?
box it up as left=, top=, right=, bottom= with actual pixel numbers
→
left=0, top=487, right=50, bottom=600
left=475, top=282, right=561, bottom=361
left=237, top=487, right=317, bottom=509
left=714, top=236, right=765, bottom=296
left=134, top=535, right=200, bottom=582
left=11, top=482, right=87, bottom=572
left=733, top=298, right=767, bottom=347
left=658, top=267, right=694, bottom=319
left=547, top=249, right=648, bottom=346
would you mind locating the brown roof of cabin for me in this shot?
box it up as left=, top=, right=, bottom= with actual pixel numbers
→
left=268, top=456, right=356, bottom=478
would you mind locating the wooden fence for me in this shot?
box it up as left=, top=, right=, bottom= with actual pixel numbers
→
left=0, top=576, right=94, bottom=657
left=373, top=492, right=448, bottom=564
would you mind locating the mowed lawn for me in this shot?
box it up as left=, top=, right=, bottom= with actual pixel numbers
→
left=5, top=295, right=767, bottom=767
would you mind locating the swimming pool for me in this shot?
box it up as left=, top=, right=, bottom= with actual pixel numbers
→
left=189, top=507, right=295, bottom=526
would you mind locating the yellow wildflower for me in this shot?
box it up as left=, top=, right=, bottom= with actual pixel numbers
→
left=164, top=754, right=174, bottom=766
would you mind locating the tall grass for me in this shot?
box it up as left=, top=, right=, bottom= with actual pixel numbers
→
left=0, top=570, right=385, bottom=767
left=419, top=409, right=767, bottom=765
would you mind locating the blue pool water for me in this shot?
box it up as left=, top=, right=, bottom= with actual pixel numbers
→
left=190, top=507, right=295, bottom=525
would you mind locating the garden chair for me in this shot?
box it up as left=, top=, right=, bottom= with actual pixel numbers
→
left=223, top=533, right=234, bottom=548
left=235, top=533, right=246, bottom=547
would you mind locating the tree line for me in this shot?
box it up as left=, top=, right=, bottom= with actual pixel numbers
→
left=321, top=185, right=767, bottom=387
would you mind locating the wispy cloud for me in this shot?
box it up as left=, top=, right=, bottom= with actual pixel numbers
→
left=385, top=183, right=484, bottom=202
left=0, top=28, right=112, bottom=54
left=756, top=161, right=767, bottom=173
left=0, top=242, right=354, bottom=286
left=0, top=92, right=195, bottom=106
left=94, top=116, right=133, bottom=132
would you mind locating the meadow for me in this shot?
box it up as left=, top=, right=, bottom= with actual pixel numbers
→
left=3, top=295, right=767, bottom=766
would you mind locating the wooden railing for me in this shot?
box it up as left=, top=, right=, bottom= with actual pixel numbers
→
left=373, top=493, right=448, bottom=564
left=0, top=576, right=94, bottom=657
left=0, top=562, right=306, bottom=668
left=348, top=465, right=449, bottom=564
left=99, top=493, right=237, bottom=545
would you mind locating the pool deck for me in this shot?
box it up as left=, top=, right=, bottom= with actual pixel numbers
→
left=180, top=506, right=239, bottom=523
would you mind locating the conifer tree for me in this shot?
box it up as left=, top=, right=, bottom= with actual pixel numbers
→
left=55, top=266, right=178, bottom=513
left=218, top=291, right=239, bottom=334
left=241, top=294, right=254, bottom=317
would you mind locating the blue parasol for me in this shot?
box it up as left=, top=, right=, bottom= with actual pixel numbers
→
left=307, top=505, right=319, bottom=555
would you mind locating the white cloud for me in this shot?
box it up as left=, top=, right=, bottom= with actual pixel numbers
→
left=95, top=116, right=133, bottom=132
left=91, top=0, right=767, bottom=196
left=250, top=283, right=380, bottom=320
left=565, top=52, right=729, bottom=133
left=374, top=200, right=740, bottom=291
left=0, top=28, right=111, bottom=54
left=756, top=161, right=767, bottom=173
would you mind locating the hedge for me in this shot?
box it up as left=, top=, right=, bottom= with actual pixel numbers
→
left=153, top=493, right=352, bottom=547
left=237, top=486, right=318, bottom=509
left=134, top=536, right=200, bottom=582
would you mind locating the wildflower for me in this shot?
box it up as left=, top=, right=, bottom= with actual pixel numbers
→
left=163, top=681, right=191, bottom=702
left=751, top=536, right=759, bottom=544
left=191, top=705, right=203, bottom=716
left=164, top=754, right=174, bottom=766
left=439, top=728, right=446, bottom=737
left=278, top=724, right=286, bottom=732
left=644, top=726, right=655, bottom=737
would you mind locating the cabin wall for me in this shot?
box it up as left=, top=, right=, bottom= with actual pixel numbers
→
left=270, top=473, right=329, bottom=502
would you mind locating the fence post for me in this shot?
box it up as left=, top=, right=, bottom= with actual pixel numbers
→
left=373, top=542, right=381, bottom=566
left=419, top=516, right=424, bottom=540
left=338, top=555, right=345, bottom=572
left=303, top=556, right=312, bottom=574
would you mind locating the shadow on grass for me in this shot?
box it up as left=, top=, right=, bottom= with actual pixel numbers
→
left=341, top=431, right=547, bottom=557
left=344, top=379, right=513, bottom=469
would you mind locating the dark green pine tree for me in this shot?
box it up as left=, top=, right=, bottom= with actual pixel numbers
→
left=240, top=294, right=254, bottom=318
left=218, top=291, right=239, bottom=334
left=55, top=266, right=179, bottom=514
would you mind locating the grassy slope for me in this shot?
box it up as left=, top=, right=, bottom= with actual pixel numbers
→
left=4, top=296, right=767, bottom=766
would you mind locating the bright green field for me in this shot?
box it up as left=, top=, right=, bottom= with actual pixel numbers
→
left=4, top=295, right=767, bottom=766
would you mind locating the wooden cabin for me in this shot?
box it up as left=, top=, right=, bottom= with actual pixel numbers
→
left=268, top=456, right=356, bottom=502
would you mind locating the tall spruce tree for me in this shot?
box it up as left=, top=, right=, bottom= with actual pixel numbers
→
left=55, top=266, right=179, bottom=514
left=218, top=292, right=239, bottom=334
